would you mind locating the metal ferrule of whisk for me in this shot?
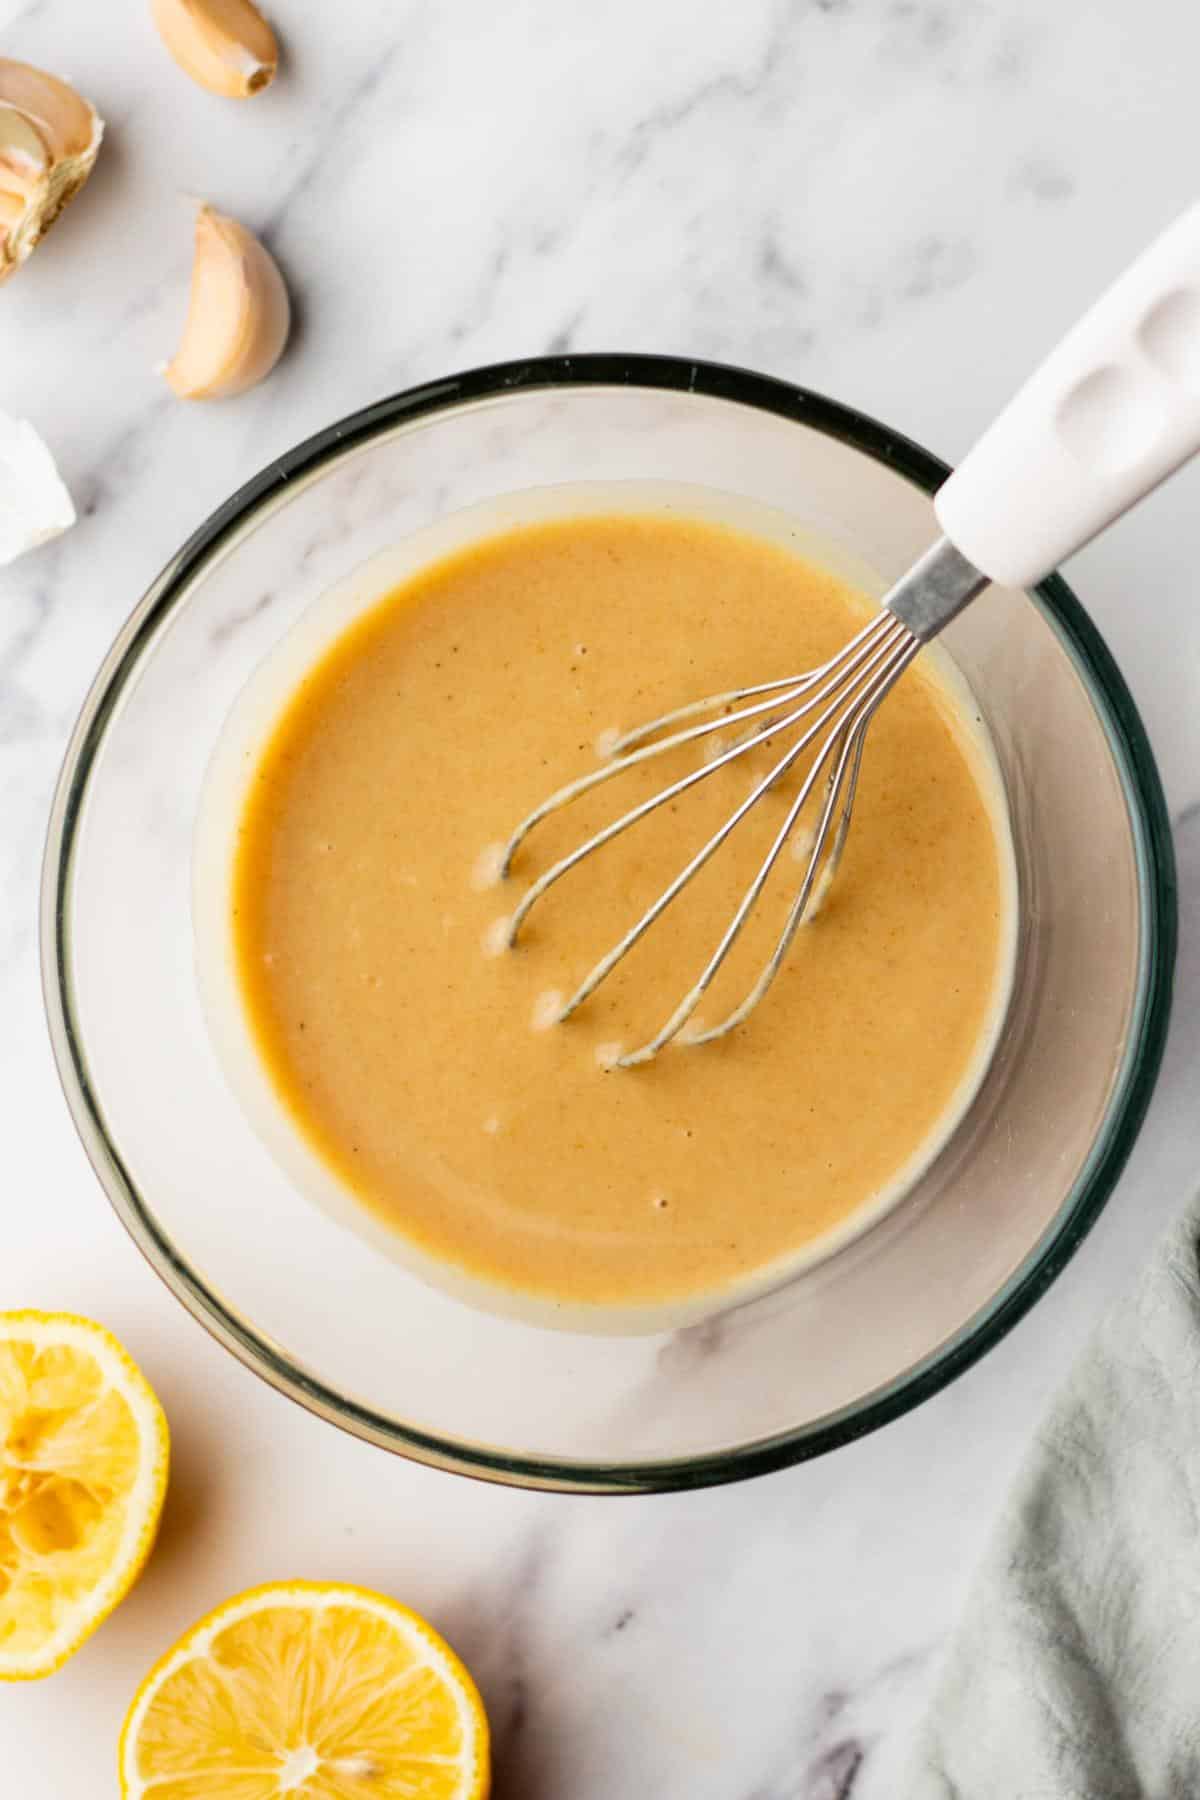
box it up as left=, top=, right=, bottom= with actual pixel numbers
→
left=494, top=203, right=1200, bottom=1058
left=498, top=537, right=987, bottom=1067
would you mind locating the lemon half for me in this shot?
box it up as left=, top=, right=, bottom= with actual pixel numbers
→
left=120, top=1580, right=491, bottom=1799
left=0, top=1310, right=169, bottom=1679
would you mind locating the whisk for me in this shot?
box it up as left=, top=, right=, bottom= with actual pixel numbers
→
left=501, top=204, right=1200, bottom=1064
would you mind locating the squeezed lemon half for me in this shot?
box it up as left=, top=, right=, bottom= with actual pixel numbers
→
left=120, top=1580, right=491, bottom=1799
left=0, top=1310, right=169, bottom=1680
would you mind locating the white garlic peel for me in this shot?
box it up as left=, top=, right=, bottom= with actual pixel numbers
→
left=150, top=0, right=278, bottom=99
left=164, top=205, right=290, bottom=400
left=0, top=414, right=76, bottom=567
left=0, top=59, right=103, bottom=283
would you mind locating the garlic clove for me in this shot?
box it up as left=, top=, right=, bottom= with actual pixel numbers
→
left=0, top=412, right=76, bottom=568
left=164, top=205, right=290, bottom=400
left=0, top=60, right=103, bottom=284
left=0, top=60, right=98, bottom=160
left=150, top=0, right=278, bottom=99
left=0, top=101, right=50, bottom=195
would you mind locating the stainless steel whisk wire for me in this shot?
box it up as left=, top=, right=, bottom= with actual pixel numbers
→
left=498, top=576, right=943, bottom=1066
left=494, top=204, right=1200, bottom=1064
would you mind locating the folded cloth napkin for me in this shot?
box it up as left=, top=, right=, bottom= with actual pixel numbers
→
left=906, top=1188, right=1200, bottom=1800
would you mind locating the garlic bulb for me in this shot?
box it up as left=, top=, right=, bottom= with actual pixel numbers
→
left=0, top=59, right=103, bottom=284
left=164, top=205, right=290, bottom=400
left=150, top=0, right=278, bottom=99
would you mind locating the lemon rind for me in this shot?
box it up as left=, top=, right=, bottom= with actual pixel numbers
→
left=118, top=1578, right=490, bottom=1800
left=0, top=1310, right=170, bottom=1682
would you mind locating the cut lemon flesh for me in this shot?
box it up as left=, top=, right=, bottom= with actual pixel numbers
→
left=0, top=1311, right=169, bottom=1679
left=120, top=1581, right=491, bottom=1799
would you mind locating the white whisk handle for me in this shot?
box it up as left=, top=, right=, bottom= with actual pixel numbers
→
left=935, top=202, right=1200, bottom=590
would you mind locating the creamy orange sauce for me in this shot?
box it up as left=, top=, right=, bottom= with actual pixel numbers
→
left=228, top=510, right=1010, bottom=1324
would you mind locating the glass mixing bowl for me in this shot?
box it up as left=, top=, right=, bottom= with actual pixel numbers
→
left=41, top=356, right=1176, bottom=1493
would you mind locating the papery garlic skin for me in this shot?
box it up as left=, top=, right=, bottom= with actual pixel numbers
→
left=0, top=60, right=103, bottom=283
left=164, top=205, right=290, bottom=400
left=0, top=413, right=76, bottom=567
left=150, top=0, right=278, bottom=99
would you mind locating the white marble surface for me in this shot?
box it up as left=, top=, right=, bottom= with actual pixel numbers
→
left=2, top=1, right=1199, bottom=1793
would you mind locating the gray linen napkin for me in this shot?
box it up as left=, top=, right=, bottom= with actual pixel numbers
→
left=906, top=1187, right=1200, bottom=1800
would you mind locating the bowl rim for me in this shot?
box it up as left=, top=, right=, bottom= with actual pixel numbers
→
left=40, top=352, right=1178, bottom=1494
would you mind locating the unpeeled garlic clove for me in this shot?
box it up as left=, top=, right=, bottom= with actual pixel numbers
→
left=0, top=59, right=103, bottom=284
left=0, top=102, right=50, bottom=191
left=150, top=0, right=278, bottom=99
left=164, top=205, right=290, bottom=400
